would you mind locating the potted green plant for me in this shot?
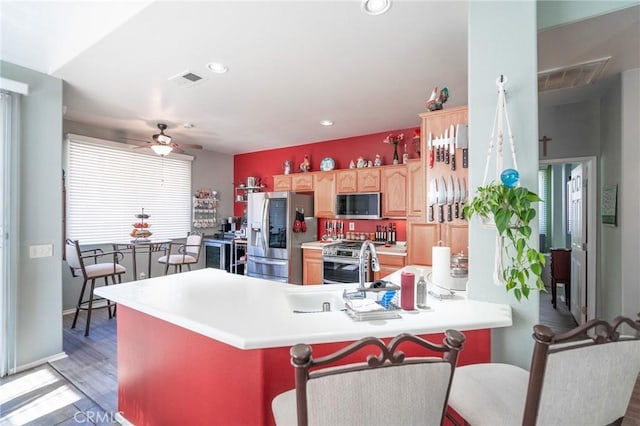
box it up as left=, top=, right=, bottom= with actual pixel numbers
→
left=462, top=178, right=546, bottom=301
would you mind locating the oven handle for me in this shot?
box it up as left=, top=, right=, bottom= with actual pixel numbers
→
left=322, top=256, right=362, bottom=265
left=323, top=278, right=350, bottom=285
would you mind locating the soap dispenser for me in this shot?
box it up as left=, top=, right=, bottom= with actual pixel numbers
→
left=416, top=268, right=429, bottom=309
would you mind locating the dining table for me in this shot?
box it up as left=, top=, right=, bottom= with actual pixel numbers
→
left=112, top=239, right=171, bottom=280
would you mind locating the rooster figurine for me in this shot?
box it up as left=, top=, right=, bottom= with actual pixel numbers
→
left=426, top=86, right=449, bottom=111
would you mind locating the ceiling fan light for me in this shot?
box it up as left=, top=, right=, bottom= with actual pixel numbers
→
left=361, top=0, right=391, bottom=15
left=151, top=144, right=173, bottom=156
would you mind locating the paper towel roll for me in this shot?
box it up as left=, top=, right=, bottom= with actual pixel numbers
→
left=432, top=246, right=451, bottom=286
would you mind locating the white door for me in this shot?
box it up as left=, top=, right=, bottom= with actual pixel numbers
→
left=568, top=164, right=588, bottom=324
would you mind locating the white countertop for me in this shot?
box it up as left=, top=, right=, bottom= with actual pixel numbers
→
left=95, top=267, right=511, bottom=350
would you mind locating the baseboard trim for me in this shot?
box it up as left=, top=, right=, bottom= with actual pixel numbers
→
left=11, top=351, right=68, bottom=374
left=115, top=411, right=134, bottom=426
left=63, top=308, right=76, bottom=316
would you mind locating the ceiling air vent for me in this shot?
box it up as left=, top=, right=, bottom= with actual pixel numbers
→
left=538, top=57, right=610, bottom=92
left=168, top=70, right=206, bottom=88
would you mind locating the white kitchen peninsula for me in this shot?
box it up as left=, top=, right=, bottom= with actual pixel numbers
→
left=96, top=267, right=511, bottom=426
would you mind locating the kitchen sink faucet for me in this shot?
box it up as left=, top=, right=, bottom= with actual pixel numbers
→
left=359, top=240, right=381, bottom=295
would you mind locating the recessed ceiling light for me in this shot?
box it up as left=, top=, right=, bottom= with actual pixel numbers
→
left=320, top=120, right=334, bottom=126
left=207, top=62, right=229, bottom=74
left=183, top=122, right=194, bottom=128
left=361, top=0, right=391, bottom=15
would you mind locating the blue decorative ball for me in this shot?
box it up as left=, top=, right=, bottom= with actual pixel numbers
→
left=500, top=168, right=519, bottom=188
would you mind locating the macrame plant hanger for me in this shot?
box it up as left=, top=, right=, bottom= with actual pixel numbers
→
left=483, top=75, right=519, bottom=286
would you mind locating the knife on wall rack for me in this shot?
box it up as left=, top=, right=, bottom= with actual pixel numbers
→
left=446, top=175, right=454, bottom=222
left=443, top=128, right=449, bottom=165
left=450, top=124, right=456, bottom=171
left=456, top=124, right=469, bottom=168
left=428, top=132, right=434, bottom=168
left=437, top=176, right=446, bottom=223
left=428, top=179, right=436, bottom=222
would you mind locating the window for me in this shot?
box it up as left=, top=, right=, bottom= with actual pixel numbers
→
left=66, top=136, right=192, bottom=244
left=538, top=166, right=551, bottom=252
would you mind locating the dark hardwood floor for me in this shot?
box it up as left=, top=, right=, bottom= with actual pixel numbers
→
left=50, top=309, right=118, bottom=415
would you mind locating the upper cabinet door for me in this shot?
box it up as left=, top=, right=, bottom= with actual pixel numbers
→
left=314, top=172, right=336, bottom=218
left=336, top=170, right=357, bottom=193
left=273, top=175, right=292, bottom=192
left=357, top=169, right=380, bottom=192
left=406, top=159, right=424, bottom=220
left=292, top=173, right=314, bottom=191
left=381, top=166, right=406, bottom=218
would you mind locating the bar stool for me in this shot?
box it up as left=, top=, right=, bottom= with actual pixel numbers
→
left=550, top=248, right=571, bottom=309
left=66, top=239, right=126, bottom=336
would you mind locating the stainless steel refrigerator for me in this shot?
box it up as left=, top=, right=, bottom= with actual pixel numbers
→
left=247, top=191, right=317, bottom=284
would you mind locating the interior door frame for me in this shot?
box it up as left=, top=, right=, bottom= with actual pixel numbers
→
left=540, top=156, right=597, bottom=321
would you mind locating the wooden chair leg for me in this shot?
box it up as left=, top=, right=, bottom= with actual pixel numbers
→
left=72, top=278, right=88, bottom=329
left=565, top=280, right=571, bottom=308
left=551, top=279, right=557, bottom=309
left=84, top=279, right=97, bottom=337
left=164, top=262, right=170, bottom=276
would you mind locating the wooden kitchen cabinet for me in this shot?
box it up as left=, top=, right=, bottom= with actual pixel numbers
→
left=381, top=166, right=407, bottom=218
left=273, top=175, right=292, bottom=191
left=292, top=173, right=314, bottom=191
left=336, top=170, right=357, bottom=193
left=336, top=169, right=380, bottom=193
left=303, top=249, right=323, bottom=285
left=441, top=223, right=468, bottom=256
left=357, top=169, right=380, bottom=192
left=407, top=222, right=440, bottom=266
left=406, top=159, right=424, bottom=219
left=313, top=172, right=336, bottom=218
left=373, top=254, right=406, bottom=281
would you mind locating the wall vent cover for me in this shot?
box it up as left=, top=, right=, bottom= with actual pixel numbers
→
left=538, top=57, right=610, bottom=92
left=168, top=70, right=206, bottom=88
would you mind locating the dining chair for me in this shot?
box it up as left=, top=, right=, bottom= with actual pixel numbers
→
left=272, top=330, right=466, bottom=426
left=550, top=248, right=571, bottom=309
left=447, top=314, right=640, bottom=426
left=66, top=239, right=126, bottom=336
left=158, top=232, right=203, bottom=274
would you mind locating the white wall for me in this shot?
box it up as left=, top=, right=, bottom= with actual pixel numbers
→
left=468, top=1, right=539, bottom=368
left=538, top=99, right=600, bottom=159
left=0, top=61, right=63, bottom=368
left=620, top=68, right=640, bottom=322
left=537, top=0, right=640, bottom=30
left=599, top=76, right=623, bottom=320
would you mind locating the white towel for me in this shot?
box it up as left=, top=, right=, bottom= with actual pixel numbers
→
left=346, top=299, right=385, bottom=313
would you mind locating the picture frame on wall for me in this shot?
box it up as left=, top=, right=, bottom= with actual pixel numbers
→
left=601, top=184, right=617, bottom=226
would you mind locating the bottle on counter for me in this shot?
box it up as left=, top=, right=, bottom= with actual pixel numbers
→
left=400, top=271, right=415, bottom=311
left=416, top=268, right=428, bottom=309
left=403, top=143, right=409, bottom=164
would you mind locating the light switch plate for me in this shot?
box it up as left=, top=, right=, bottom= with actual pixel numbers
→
left=30, top=244, right=53, bottom=258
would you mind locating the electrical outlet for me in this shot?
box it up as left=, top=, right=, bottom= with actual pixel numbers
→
left=349, top=222, right=355, bottom=231
left=29, top=244, right=53, bottom=258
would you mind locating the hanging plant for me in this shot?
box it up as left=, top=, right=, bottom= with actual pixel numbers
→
left=463, top=170, right=545, bottom=301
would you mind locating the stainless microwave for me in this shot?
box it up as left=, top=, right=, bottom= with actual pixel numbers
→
left=335, top=192, right=382, bottom=219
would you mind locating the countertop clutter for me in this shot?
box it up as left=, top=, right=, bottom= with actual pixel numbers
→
left=302, top=240, right=407, bottom=256
left=95, top=266, right=511, bottom=350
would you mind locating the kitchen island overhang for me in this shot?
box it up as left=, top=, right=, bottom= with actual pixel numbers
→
left=96, top=267, right=511, bottom=426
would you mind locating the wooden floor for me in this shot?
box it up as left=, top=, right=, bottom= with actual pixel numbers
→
left=3, top=291, right=639, bottom=425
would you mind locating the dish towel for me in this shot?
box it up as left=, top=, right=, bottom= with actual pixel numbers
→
left=346, top=299, right=385, bottom=313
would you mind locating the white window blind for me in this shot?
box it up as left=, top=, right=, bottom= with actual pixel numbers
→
left=66, top=137, right=192, bottom=244
left=538, top=169, right=548, bottom=236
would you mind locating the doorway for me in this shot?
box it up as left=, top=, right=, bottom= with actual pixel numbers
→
left=539, top=156, right=597, bottom=326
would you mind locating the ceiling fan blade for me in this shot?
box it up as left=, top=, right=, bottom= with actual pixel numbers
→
left=177, top=143, right=203, bottom=150
left=121, top=137, right=151, bottom=147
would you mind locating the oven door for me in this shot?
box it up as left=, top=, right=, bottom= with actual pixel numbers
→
left=322, top=256, right=367, bottom=284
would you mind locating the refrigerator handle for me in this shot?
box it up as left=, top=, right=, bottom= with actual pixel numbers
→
left=261, top=197, right=269, bottom=253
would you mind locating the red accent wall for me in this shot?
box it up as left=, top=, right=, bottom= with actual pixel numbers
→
left=233, top=126, right=419, bottom=241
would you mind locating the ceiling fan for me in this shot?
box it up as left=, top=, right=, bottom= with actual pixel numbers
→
left=126, top=123, right=203, bottom=156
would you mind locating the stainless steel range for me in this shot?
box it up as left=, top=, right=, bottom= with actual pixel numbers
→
left=322, top=241, right=369, bottom=284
